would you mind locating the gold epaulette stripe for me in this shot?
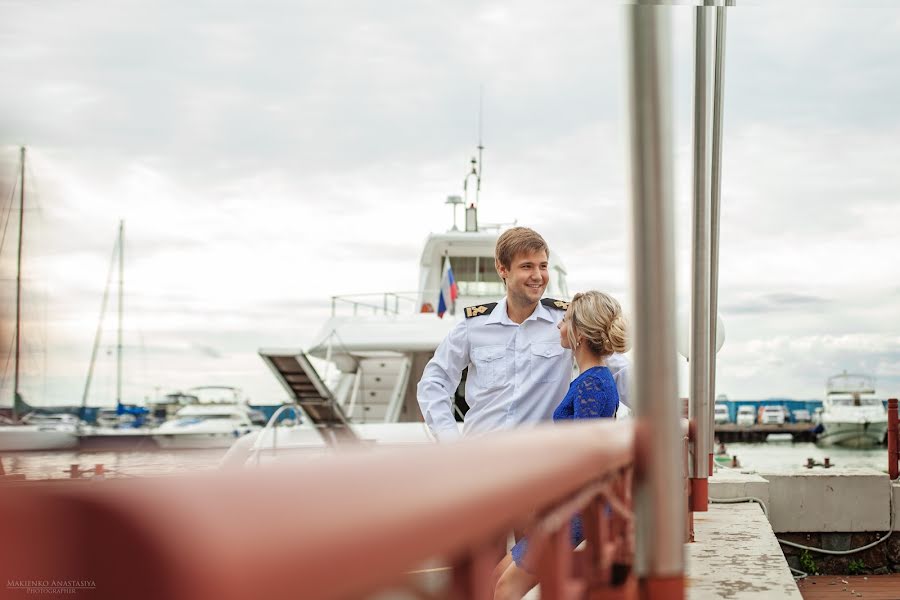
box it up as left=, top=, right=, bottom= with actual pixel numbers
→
left=464, top=303, right=497, bottom=318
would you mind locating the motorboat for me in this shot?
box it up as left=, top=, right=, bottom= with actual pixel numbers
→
left=153, top=402, right=261, bottom=450
left=818, top=372, right=888, bottom=448
left=0, top=413, right=80, bottom=452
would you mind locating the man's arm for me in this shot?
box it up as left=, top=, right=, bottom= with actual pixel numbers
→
left=417, top=320, right=469, bottom=441
left=607, top=353, right=631, bottom=409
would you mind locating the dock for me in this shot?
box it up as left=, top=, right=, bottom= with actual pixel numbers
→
left=715, top=423, right=819, bottom=443
left=687, top=503, right=802, bottom=599
left=797, top=574, right=900, bottom=599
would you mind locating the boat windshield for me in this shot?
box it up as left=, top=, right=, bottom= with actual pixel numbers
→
left=448, top=256, right=568, bottom=298
left=175, top=414, right=241, bottom=425
left=449, top=257, right=504, bottom=297
left=829, top=396, right=882, bottom=407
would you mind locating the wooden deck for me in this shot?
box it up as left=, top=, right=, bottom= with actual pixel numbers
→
left=797, top=575, right=900, bottom=599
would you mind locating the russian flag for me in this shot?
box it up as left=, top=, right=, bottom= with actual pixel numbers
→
left=437, top=256, right=458, bottom=318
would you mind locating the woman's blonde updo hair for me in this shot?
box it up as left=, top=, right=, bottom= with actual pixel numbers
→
left=565, top=291, right=630, bottom=357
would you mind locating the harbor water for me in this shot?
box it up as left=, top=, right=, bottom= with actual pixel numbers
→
left=1, top=440, right=890, bottom=481
left=1, top=448, right=227, bottom=480
left=718, top=441, right=887, bottom=473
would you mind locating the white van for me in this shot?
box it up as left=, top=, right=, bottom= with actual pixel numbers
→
left=736, top=406, right=756, bottom=426
left=714, top=404, right=730, bottom=424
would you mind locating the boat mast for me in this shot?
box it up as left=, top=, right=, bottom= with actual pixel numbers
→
left=12, top=146, right=25, bottom=422
left=117, top=220, right=123, bottom=406
left=81, top=225, right=121, bottom=409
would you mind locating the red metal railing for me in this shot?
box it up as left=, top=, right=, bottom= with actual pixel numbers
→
left=0, top=421, right=662, bottom=600
left=888, top=398, right=898, bottom=480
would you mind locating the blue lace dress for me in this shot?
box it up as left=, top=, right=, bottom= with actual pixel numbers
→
left=510, top=365, right=619, bottom=569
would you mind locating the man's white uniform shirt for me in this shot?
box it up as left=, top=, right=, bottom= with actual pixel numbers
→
left=417, top=298, right=632, bottom=441
left=417, top=298, right=570, bottom=441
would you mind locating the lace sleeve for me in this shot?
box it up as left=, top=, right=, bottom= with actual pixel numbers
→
left=573, top=373, right=619, bottom=419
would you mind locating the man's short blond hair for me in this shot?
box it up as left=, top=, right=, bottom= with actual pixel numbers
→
left=494, top=227, right=549, bottom=273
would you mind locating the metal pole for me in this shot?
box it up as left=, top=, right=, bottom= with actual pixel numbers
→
left=626, top=5, right=684, bottom=597
left=708, top=4, right=728, bottom=471
left=12, top=147, right=25, bottom=421
left=888, top=399, right=898, bottom=480
left=117, top=220, right=124, bottom=406
left=689, top=5, right=714, bottom=511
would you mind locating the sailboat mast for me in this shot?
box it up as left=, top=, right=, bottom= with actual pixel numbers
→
left=116, top=220, right=123, bottom=405
left=13, top=146, right=25, bottom=421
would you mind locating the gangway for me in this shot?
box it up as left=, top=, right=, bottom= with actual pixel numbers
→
left=259, top=349, right=357, bottom=442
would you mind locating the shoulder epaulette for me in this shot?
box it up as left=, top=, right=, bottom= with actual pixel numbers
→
left=464, top=303, right=497, bottom=319
left=541, top=298, right=569, bottom=311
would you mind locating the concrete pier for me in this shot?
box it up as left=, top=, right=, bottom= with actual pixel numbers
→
left=687, top=503, right=803, bottom=599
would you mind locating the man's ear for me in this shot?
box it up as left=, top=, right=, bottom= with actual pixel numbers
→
left=495, top=259, right=507, bottom=282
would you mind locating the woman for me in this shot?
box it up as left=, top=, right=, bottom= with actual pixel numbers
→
left=493, top=290, right=630, bottom=600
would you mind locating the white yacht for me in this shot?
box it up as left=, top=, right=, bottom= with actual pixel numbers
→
left=153, top=403, right=261, bottom=450
left=232, top=152, right=572, bottom=465
left=818, top=372, right=888, bottom=448
left=0, top=413, right=80, bottom=452
left=152, top=387, right=262, bottom=449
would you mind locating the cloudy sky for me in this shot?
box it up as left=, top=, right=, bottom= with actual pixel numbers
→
left=1, top=1, right=898, bottom=408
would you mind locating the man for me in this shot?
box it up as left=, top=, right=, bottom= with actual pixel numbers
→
left=417, top=226, right=630, bottom=441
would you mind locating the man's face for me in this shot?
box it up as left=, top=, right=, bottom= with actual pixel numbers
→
left=497, top=249, right=549, bottom=306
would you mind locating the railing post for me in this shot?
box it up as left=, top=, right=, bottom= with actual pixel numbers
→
left=888, top=398, right=898, bottom=480
left=625, top=4, right=684, bottom=599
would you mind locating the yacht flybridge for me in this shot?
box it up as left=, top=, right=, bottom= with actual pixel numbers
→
left=255, top=151, right=570, bottom=450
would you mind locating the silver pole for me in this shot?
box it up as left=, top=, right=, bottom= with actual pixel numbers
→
left=626, top=5, right=684, bottom=587
left=689, top=6, right=714, bottom=495
left=709, top=5, right=728, bottom=454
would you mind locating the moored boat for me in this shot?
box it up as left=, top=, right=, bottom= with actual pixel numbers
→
left=153, top=402, right=260, bottom=450
left=0, top=413, right=80, bottom=452
left=818, top=372, right=888, bottom=448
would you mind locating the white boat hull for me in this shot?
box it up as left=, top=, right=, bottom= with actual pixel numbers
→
left=154, top=430, right=257, bottom=450
left=222, top=422, right=444, bottom=468
left=0, top=425, right=79, bottom=451
left=78, top=426, right=158, bottom=449
left=818, top=421, right=888, bottom=448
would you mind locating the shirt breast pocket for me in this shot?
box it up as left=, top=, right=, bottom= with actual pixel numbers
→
left=530, top=342, right=566, bottom=383
left=472, top=345, right=507, bottom=390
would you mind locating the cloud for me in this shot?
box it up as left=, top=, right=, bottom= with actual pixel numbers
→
left=724, top=292, right=831, bottom=315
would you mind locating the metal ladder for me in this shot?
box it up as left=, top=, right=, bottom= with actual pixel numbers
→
left=259, top=350, right=357, bottom=443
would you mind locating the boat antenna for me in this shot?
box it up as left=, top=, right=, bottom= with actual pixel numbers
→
left=461, top=88, right=485, bottom=232
left=477, top=85, right=484, bottom=206
left=12, top=147, right=25, bottom=422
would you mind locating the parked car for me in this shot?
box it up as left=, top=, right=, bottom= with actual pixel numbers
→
left=792, top=409, right=811, bottom=423
left=714, top=404, right=730, bottom=424
left=760, top=406, right=787, bottom=425
left=736, top=406, right=756, bottom=426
